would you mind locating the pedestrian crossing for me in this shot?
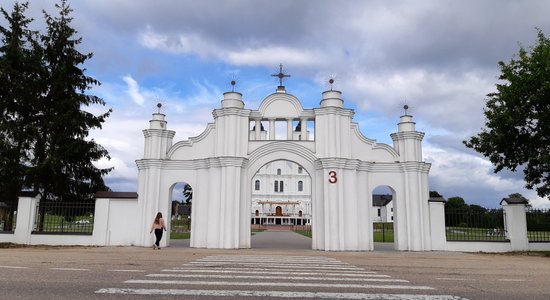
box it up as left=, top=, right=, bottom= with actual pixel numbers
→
left=95, top=255, right=467, bottom=299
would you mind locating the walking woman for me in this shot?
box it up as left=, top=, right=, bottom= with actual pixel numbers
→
left=150, top=212, right=166, bottom=249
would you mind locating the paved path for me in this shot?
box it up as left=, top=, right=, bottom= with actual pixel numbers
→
left=251, top=229, right=312, bottom=249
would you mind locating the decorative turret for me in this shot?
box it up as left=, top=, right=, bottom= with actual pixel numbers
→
left=143, top=103, right=175, bottom=159
left=320, top=90, right=344, bottom=108
left=149, top=112, right=167, bottom=129
left=390, top=106, right=425, bottom=162
left=397, top=114, right=416, bottom=132
left=221, top=91, right=244, bottom=108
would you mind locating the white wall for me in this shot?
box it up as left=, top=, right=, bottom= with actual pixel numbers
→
left=0, top=194, right=139, bottom=247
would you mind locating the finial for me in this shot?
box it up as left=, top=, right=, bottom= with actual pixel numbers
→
left=156, top=102, right=162, bottom=114
left=403, top=104, right=409, bottom=115
left=230, top=80, right=236, bottom=92
left=271, top=64, right=291, bottom=87
left=329, top=78, right=335, bottom=91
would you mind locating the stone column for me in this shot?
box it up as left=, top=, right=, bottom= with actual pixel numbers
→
left=501, top=197, right=529, bottom=251
left=287, top=119, right=293, bottom=140
left=300, top=118, right=307, bottom=140
left=255, top=119, right=261, bottom=140
left=428, top=197, right=447, bottom=251
left=269, top=119, right=275, bottom=140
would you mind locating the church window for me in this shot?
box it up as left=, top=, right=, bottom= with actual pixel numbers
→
left=377, top=209, right=381, bottom=217
left=277, top=168, right=281, bottom=175
left=298, top=181, right=303, bottom=191
left=298, top=167, right=303, bottom=174
left=279, top=181, right=284, bottom=192
left=274, top=180, right=278, bottom=192
left=255, top=180, right=260, bottom=190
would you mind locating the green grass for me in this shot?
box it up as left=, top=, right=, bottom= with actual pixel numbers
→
left=373, top=230, right=394, bottom=242
left=294, top=230, right=312, bottom=238
left=33, top=214, right=94, bottom=233
left=446, top=227, right=507, bottom=241
left=170, top=232, right=190, bottom=239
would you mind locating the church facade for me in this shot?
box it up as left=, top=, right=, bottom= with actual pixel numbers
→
left=135, top=78, right=433, bottom=251
left=251, top=160, right=312, bottom=227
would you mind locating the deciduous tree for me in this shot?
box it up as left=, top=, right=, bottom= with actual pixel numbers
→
left=464, top=29, right=550, bottom=198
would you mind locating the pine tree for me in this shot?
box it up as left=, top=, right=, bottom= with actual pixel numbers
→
left=29, top=0, right=112, bottom=204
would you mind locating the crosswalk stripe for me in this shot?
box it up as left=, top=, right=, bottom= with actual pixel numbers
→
left=185, top=262, right=363, bottom=270
left=96, top=288, right=464, bottom=299
left=0, top=265, right=29, bottom=269
left=163, top=269, right=387, bottom=277
left=172, top=266, right=372, bottom=273
left=125, top=279, right=434, bottom=290
left=196, top=259, right=349, bottom=264
left=198, top=255, right=338, bottom=260
left=146, top=273, right=408, bottom=282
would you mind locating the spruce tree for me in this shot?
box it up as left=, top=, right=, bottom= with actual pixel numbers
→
left=30, top=0, right=112, bottom=204
left=0, top=1, right=41, bottom=228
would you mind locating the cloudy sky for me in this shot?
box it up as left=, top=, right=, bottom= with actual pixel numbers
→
left=3, top=0, right=549, bottom=208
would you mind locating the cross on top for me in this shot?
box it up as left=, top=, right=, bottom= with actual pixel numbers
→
left=271, top=64, right=291, bottom=87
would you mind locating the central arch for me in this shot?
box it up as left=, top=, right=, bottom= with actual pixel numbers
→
left=242, top=142, right=319, bottom=249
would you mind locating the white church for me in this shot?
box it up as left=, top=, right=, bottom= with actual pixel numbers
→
left=136, top=68, right=434, bottom=251
left=251, top=160, right=312, bottom=227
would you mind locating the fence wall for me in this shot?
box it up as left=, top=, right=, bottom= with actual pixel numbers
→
left=0, top=193, right=138, bottom=246
left=3, top=192, right=549, bottom=251
left=429, top=198, right=550, bottom=252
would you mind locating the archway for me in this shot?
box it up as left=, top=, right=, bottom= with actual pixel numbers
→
left=249, top=159, right=312, bottom=248
left=168, top=181, right=193, bottom=247
left=372, top=185, right=395, bottom=249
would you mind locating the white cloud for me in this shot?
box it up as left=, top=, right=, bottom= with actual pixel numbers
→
left=225, top=46, right=323, bottom=67
left=122, top=75, right=146, bottom=106
left=139, top=26, right=324, bottom=68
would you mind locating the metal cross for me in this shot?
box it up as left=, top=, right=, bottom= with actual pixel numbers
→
left=271, top=64, right=290, bottom=86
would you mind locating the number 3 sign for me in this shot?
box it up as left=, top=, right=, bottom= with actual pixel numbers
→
left=328, top=171, right=337, bottom=184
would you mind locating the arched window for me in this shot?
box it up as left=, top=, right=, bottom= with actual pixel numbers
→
left=255, top=210, right=259, bottom=216
left=255, top=180, right=260, bottom=190
left=277, top=168, right=282, bottom=175
left=298, top=167, right=303, bottom=174
left=298, top=181, right=303, bottom=191
left=274, top=180, right=278, bottom=192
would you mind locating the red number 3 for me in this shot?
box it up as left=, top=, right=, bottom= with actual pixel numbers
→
left=328, top=171, right=337, bottom=184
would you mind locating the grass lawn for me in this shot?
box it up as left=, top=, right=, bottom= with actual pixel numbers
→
left=373, top=230, right=394, bottom=243
left=294, top=230, right=312, bottom=238
left=170, top=232, right=190, bottom=239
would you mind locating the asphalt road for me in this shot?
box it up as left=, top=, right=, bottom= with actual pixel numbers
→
left=1, top=230, right=549, bottom=299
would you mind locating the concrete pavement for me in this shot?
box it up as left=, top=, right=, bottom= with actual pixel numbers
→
left=0, top=230, right=549, bottom=299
